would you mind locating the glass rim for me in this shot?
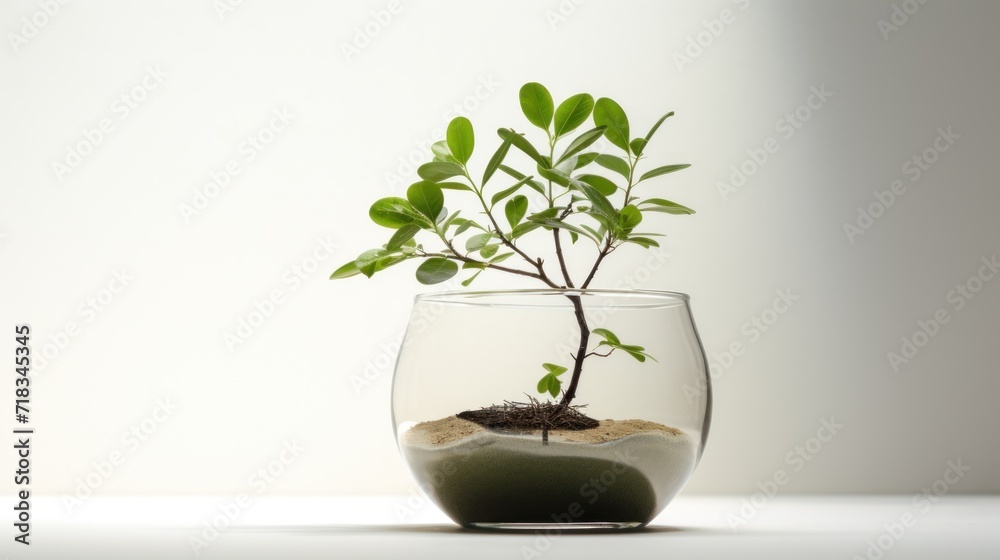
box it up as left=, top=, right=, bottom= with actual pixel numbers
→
left=414, top=288, right=691, bottom=308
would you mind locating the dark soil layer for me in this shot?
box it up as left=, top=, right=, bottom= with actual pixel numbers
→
left=457, top=400, right=600, bottom=431
left=415, top=447, right=657, bottom=526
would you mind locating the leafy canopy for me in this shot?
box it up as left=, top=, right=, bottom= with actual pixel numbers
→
left=332, top=82, right=693, bottom=400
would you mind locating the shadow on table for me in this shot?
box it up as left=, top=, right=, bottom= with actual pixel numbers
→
left=223, top=524, right=724, bottom=536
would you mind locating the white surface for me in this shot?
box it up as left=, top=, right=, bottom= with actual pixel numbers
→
left=2, top=0, right=1000, bottom=498
left=3, top=496, right=997, bottom=559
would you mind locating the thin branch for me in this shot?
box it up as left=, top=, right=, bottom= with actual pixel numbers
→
left=421, top=251, right=555, bottom=285
left=552, top=205, right=575, bottom=288
left=424, top=231, right=562, bottom=288
left=580, top=239, right=612, bottom=289
left=466, top=172, right=555, bottom=284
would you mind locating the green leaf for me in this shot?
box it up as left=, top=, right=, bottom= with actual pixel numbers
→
left=510, top=221, right=542, bottom=239
left=630, top=138, right=647, bottom=156
left=537, top=374, right=553, bottom=395
left=528, top=207, right=560, bottom=220
left=592, top=328, right=620, bottom=345
left=441, top=209, right=461, bottom=230
left=465, top=232, right=493, bottom=252
left=639, top=164, right=690, bottom=182
left=574, top=152, right=599, bottom=169
left=638, top=198, right=696, bottom=215
left=553, top=93, right=594, bottom=138
left=554, top=155, right=578, bottom=176
left=547, top=375, right=561, bottom=398
left=556, top=126, right=606, bottom=164
left=490, top=252, right=514, bottom=263
left=623, top=236, right=660, bottom=248
left=624, top=349, right=647, bottom=362
left=593, top=97, right=630, bottom=153
left=537, top=165, right=572, bottom=188
left=418, top=161, right=466, bottom=182
left=505, top=195, right=529, bottom=228
left=437, top=181, right=474, bottom=192
left=430, top=140, right=460, bottom=164
left=543, top=363, right=568, bottom=375
left=644, top=111, right=674, bottom=144
left=574, top=179, right=617, bottom=222
left=619, top=344, right=656, bottom=363
left=373, top=253, right=410, bottom=273
left=406, top=181, right=444, bottom=220
left=490, top=175, right=535, bottom=208
left=580, top=223, right=603, bottom=241
left=461, top=270, right=483, bottom=287
left=499, top=164, right=546, bottom=195
left=480, top=244, right=499, bottom=259
left=430, top=140, right=450, bottom=158
left=577, top=174, right=619, bottom=197
left=519, top=82, right=554, bottom=130
left=386, top=224, right=421, bottom=251
left=497, top=129, right=547, bottom=166
left=415, top=258, right=458, bottom=285
left=454, top=219, right=485, bottom=235
left=529, top=218, right=599, bottom=244
left=482, top=135, right=512, bottom=186
left=354, top=248, right=387, bottom=278
left=330, top=260, right=362, bottom=279
left=594, top=154, right=630, bottom=179
left=369, top=197, right=422, bottom=229
left=620, top=204, right=643, bottom=229
left=447, top=116, right=475, bottom=165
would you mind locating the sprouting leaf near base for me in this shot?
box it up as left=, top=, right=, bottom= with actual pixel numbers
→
left=592, top=328, right=656, bottom=362
left=536, top=363, right=568, bottom=398
left=592, top=328, right=620, bottom=345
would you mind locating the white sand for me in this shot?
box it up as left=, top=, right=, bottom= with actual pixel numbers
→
left=400, top=417, right=700, bottom=517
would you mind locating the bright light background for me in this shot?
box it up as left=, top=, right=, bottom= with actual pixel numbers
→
left=1, top=0, right=998, bottom=499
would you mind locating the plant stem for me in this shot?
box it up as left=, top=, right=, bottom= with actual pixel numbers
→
left=553, top=226, right=575, bottom=288
left=558, top=294, right=589, bottom=407
left=558, top=146, right=643, bottom=405
left=548, top=141, right=575, bottom=289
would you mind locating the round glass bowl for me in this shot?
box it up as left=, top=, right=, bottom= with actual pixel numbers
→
left=391, top=289, right=712, bottom=529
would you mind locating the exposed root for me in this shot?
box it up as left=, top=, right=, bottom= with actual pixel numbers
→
left=456, top=397, right=600, bottom=442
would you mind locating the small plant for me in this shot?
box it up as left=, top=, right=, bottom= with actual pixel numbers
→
left=332, top=82, right=693, bottom=416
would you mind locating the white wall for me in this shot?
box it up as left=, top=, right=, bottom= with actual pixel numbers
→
left=1, top=0, right=997, bottom=499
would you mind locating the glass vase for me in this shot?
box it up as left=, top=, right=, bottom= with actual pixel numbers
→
left=391, top=289, right=711, bottom=530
